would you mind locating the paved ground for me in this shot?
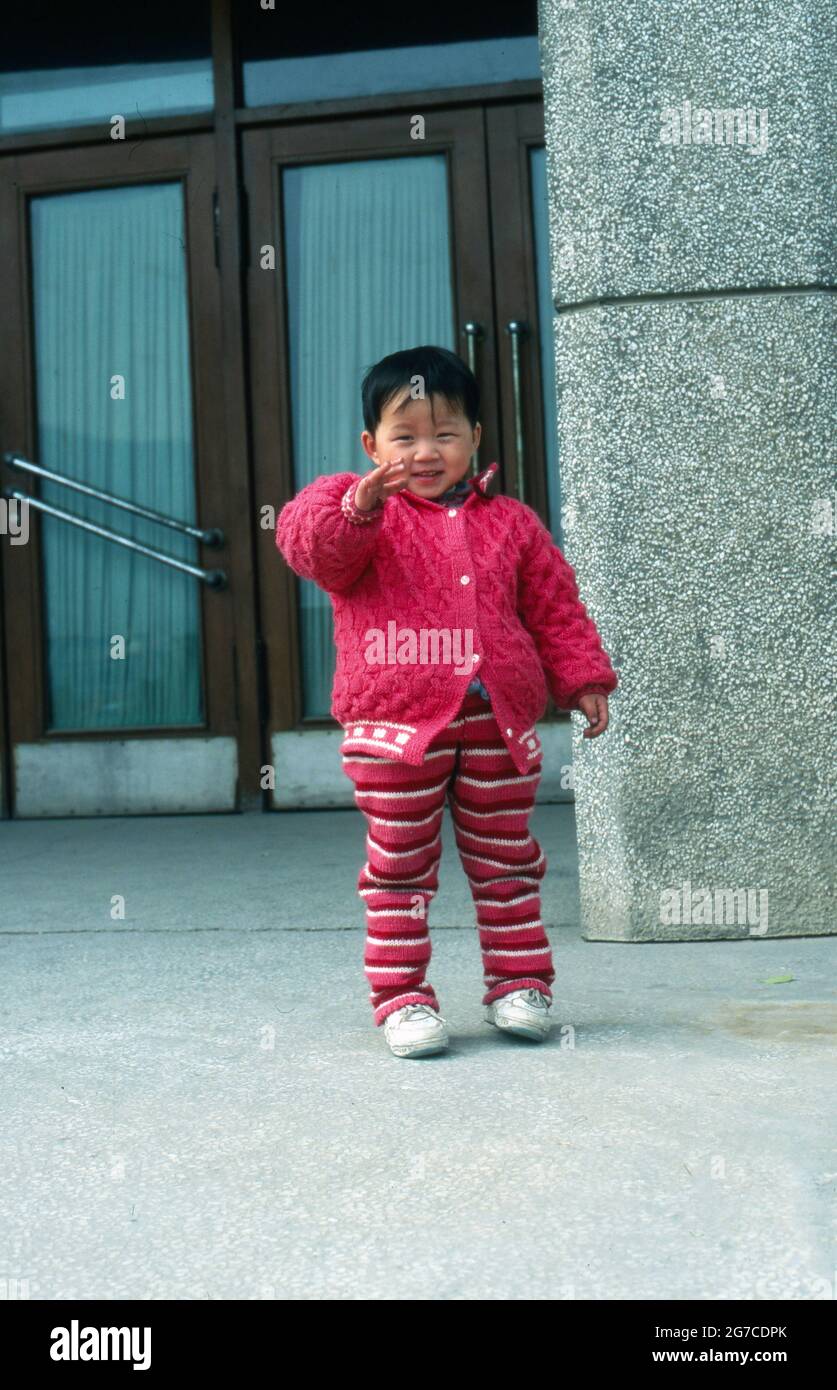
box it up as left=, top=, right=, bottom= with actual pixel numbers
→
left=0, top=808, right=834, bottom=1300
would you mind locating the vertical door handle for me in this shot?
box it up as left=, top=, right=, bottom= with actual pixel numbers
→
left=462, top=322, right=484, bottom=475
left=461, top=320, right=484, bottom=377
left=505, top=320, right=529, bottom=502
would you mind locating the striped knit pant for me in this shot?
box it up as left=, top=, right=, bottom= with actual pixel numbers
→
left=340, top=688, right=555, bottom=1027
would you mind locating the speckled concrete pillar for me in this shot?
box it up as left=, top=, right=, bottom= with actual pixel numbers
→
left=538, top=0, right=835, bottom=938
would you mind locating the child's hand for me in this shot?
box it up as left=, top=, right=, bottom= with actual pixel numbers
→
left=355, top=457, right=410, bottom=512
left=578, top=692, right=609, bottom=738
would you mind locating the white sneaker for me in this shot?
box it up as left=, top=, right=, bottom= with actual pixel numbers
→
left=485, top=987, right=552, bottom=1041
left=383, top=1003, right=450, bottom=1057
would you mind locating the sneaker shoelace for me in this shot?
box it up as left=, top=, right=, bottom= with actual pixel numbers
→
left=519, top=989, right=549, bottom=1008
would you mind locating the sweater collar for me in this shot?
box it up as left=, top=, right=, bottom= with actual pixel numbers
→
left=397, top=461, right=499, bottom=510
left=468, top=461, right=499, bottom=496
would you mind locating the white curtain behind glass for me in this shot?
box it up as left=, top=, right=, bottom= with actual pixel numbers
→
left=282, top=155, right=455, bottom=717
left=30, top=182, right=203, bottom=730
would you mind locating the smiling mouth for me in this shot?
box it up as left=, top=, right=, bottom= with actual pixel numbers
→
left=413, top=470, right=443, bottom=479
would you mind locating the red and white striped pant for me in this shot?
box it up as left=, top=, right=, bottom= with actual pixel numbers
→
left=340, top=688, right=555, bottom=1027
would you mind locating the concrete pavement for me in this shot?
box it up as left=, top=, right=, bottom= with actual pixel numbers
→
left=0, top=808, right=834, bottom=1300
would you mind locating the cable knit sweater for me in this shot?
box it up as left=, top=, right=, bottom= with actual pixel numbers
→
left=434, top=474, right=492, bottom=701
left=275, top=461, right=618, bottom=774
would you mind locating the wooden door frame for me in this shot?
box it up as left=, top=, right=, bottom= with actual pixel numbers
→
left=0, top=0, right=552, bottom=811
left=243, top=107, right=501, bottom=735
left=486, top=102, right=566, bottom=723
left=486, top=102, right=552, bottom=529
left=0, top=134, right=240, bottom=759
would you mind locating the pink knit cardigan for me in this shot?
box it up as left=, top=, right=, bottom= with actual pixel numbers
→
left=275, top=462, right=618, bottom=774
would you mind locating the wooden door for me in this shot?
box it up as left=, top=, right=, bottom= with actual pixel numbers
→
left=244, top=99, right=564, bottom=806
left=0, top=135, right=243, bottom=816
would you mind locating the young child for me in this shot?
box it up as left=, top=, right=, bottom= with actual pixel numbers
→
left=275, top=345, right=617, bottom=1058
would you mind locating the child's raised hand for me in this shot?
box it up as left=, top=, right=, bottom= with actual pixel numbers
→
left=354, top=458, right=410, bottom=512
left=578, top=692, right=609, bottom=738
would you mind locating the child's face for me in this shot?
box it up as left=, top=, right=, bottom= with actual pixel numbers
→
left=361, top=392, right=481, bottom=500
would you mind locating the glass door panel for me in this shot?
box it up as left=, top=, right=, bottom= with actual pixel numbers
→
left=245, top=108, right=499, bottom=747
left=29, top=181, right=204, bottom=730
left=282, top=154, right=456, bottom=719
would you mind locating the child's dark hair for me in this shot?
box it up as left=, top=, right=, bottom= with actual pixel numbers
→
left=361, top=345, right=480, bottom=435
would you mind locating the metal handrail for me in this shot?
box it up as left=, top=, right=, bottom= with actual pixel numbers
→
left=3, top=452, right=224, bottom=547
left=3, top=488, right=227, bottom=589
